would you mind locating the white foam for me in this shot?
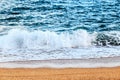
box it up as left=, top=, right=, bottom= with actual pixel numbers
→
left=0, top=29, right=94, bottom=50
left=0, top=0, right=16, bottom=11
left=0, top=26, right=4, bottom=32
left=1, top=62, right=120, bottom=68
left=1, top=29, right=120, bottom=62
left=1, top=57, right=120, bottom=68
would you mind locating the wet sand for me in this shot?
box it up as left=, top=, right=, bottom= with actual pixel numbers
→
left=1, top=57, right=120, bottom=68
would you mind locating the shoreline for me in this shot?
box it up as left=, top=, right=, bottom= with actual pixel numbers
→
left=1, top=57, right=120, bottom=80
left=1, top=56, right=120, bottom=68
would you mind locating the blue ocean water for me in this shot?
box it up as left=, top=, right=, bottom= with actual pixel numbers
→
left=0, top=0, right=120, bottom=62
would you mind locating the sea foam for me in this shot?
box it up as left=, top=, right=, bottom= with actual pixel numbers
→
left=1, top=28, right=120, bottom=62
left=0, top=29, right=94, bottom=50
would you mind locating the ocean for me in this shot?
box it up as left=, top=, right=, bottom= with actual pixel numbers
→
left=0, top=0, right=120, bottom=62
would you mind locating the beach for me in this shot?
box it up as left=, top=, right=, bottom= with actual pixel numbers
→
left=0, top=57, right=120, bottom=80
left=1, top=0, right=120, bottom=80
left=0, top=67, right=120, bottom=80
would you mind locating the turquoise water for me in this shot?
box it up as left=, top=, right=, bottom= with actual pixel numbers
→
left=0, top=0, right=120, bottom=32
left=0, top=0, right=120, bottom=62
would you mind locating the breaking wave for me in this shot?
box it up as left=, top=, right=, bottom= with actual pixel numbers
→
left=0, top=27, right=120, bottom=51
left=0, top=28, right=93, bottom=50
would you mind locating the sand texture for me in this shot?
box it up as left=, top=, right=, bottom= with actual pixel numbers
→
left=0, top=67, right=120, bottom=80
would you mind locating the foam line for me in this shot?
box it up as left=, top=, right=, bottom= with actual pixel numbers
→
left=0, top=57, right=120, bottom=68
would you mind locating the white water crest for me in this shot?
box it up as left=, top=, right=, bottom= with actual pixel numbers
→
left=0, top=29, right=94, bottom=50
left=1, top=28, right=120, bottom=62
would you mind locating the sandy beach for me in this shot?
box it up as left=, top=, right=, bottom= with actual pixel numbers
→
left=0, top=57, right=120, bottom=80
left=0, top=67, right=120, bottom=80
left=1, top=0, right=120, bottom=80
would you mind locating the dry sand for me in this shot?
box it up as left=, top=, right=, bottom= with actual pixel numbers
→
left=0, top=67, right=120, bottom=80
left=0, top=57, right=120, bottom=80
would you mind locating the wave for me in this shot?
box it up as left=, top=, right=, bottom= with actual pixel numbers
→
left=0, top=29, right=94, bottom=50
left=0, top=27, right=120, bottom=51
left=1, top=27, right=120, bottom=62
left=95, top=32, right=120, bottom=46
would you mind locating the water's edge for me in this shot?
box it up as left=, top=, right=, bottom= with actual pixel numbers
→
left=0, top=56, right=120, bottom=68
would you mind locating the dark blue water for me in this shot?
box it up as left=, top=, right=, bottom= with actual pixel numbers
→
left=0, top=0, right=120, bottom=32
